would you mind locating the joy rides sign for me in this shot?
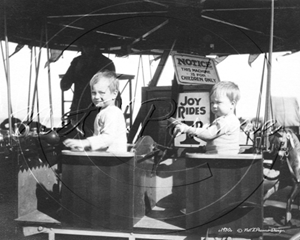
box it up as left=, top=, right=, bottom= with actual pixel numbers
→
left=172, top=53, right=220, bottom=147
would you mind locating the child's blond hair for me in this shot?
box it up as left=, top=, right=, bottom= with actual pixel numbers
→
left=90, top=70, right=119, bottom=93
left=210, top=81, right=241, bottom=103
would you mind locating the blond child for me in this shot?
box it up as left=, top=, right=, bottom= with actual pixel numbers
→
left=175, top=81, right=241, bottom=154
left=63, top=70, right=127, bottom=152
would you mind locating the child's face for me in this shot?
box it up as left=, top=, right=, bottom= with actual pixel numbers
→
left=91, top=78, right=117, bottom=109
left=210, top=93, right=235, bottom=117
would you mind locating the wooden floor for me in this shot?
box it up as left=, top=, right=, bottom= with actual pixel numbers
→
left=1, top=154, right=300, bottom=240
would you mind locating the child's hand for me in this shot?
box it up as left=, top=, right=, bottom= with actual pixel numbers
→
left=63, top=139, right=90, bottom=151
left=174, top=123, right=189, bottom=137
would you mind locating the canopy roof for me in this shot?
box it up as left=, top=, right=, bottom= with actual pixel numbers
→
left=1, top=0, right=300, bottom=55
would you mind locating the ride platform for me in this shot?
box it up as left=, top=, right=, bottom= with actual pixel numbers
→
left=2, top=147, right=273, bottom=240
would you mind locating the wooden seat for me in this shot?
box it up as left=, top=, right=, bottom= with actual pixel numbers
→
left=61, top=149, right=156, bottom=230
left=185, top=153, right=263, bottom=239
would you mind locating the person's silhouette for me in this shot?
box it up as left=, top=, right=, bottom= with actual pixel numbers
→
left=61, top=44, right=121, bottom=137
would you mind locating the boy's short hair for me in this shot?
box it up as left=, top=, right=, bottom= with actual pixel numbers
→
left=210, top=81, right=241, bottom=103
left=90, top=70, right=119, bottom=93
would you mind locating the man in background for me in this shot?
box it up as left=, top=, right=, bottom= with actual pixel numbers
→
left=61, top=44, right=118, bottom=137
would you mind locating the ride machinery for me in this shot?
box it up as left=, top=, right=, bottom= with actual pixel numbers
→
left=1, top=1, right=300, bottom=239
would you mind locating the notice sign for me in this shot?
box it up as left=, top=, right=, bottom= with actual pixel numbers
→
left=172, top=53, right=220, bottom=85
left=175, top=92, right=210, bottom=147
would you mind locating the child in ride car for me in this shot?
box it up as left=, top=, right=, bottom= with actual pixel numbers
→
left=174, top=81, right=241, bottom=154
left=63, top=70, right=127, bottom=152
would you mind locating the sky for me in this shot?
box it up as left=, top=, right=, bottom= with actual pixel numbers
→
left=1, top=41, right=300, bottom=129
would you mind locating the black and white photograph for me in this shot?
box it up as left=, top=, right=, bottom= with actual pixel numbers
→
left=1, top=1, right=300, bottom=239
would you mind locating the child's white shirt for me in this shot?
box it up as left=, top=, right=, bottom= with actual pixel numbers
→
left=87, top=105, right=127, bottom=152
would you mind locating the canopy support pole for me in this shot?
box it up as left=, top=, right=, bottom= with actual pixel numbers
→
left=30, top=31, right=43, bottom=124
left=263, top=0, right=274, bottom=150
left=27, top=48, right=33, bottom=122
left=132, top=55, right=141, bottom=114
left=0, top=42, right=13, bottom=116
left=46, top=23, right=54, bottom=128
left=3, top=5, right=13, bottom=136
left=255, top=54, right=266, bottom=127
left=148, top=40, right=176, bottom=87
